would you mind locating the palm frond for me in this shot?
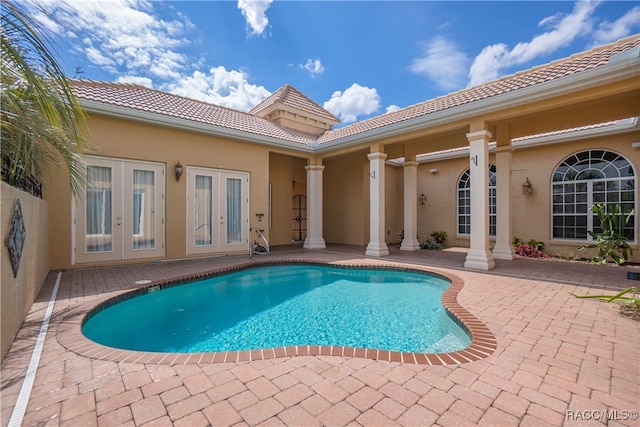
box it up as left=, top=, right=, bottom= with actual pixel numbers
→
left=1, top=0, right=90, bottom=197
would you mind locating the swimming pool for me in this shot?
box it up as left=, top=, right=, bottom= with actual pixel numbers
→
left=82, top=264, right=471, bottom=354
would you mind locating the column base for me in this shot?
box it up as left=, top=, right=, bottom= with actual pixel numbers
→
left=464, top=249, right=495, bottom=270
left=492, top=243, right=515, bottom=260
left=303, top=238, right=326, bottom=249
left=365, top=242, right=389, bottom=257
left=400, top=239, right=421, bottom=251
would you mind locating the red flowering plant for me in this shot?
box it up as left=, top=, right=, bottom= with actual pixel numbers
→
left=515, top=244, right=549, bottom=258
left=513, top=236, right=549, bottom=258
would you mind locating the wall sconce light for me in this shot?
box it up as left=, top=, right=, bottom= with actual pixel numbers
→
left=174, top=161, right=183, bottom=181
left=522, top=177, right=533, bottom=195
left=418, top=193, right=427, bottom=205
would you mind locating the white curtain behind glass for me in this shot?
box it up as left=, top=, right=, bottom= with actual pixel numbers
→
left=227, top=178, right=242, bottom=244
left=133, top=169, right=155, bottom=250
left=195, top=175, right=213, bottom=246
left=86, top=166, right=112, bottom=252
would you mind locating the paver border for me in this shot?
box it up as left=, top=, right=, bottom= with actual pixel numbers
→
left=56, top=259, right=496, bottom=365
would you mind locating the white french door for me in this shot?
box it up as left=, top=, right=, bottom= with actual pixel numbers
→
left=74, top=157, right=165, bottom=263
left=187, top=167, right=249, bottom=255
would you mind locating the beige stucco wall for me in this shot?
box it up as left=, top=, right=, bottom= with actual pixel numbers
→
left=510, top=131, right=639, bottom=261
left=417, top=155, right=482, bottom=247
left=385, top=164, right=403, bottom=245
left=268, top=153, right=307, bottom=246
left=323, top=151, right=402, bottom=247
left=412, top=131, right=640, bottom=261
left=1, top=182, right=49, bottom=362
left=46, top=114, right=288, bottom=269
left=43, top=111, right=640, bottom=268
left=323, top=151, right=369, bottom=245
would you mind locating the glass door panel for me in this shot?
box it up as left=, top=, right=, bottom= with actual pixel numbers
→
left=187, top=168, right=220, bottom=254
left=187, top=168, right=248, bottom=255
left=220, top=172, right=248, bottom=252
left=75, top=159, right=123, bottom=263
left=75, top=158, right=164, bottom=264
left=132, top=169, right=154, bottom=249
left=226, top=177, right=242, bottom=244
left=85, top=166, right=113, bottom=253
left=124, top=163, right=165, bottom=260
left=195, top=175, right=213, bottom=246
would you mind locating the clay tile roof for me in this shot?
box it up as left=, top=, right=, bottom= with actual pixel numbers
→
left=317, top=34, right=640, bottom=144
left=249, top=84, right=340, bottom=124
left=72, top=35, right=639, bottom=148
left=71, top=81, right=319, bottom=145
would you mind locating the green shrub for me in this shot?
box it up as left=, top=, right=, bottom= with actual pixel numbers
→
left=430, top=230, right=447, bottom=244
left=578, top=203, right=634, bottom=265
left=527, top=239, right=545, bottom=251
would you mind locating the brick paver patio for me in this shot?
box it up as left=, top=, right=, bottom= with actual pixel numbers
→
left=2, top=245, right=639, bottom=426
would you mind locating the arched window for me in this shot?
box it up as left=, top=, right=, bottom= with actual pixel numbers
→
left=552, top=150, right=636, bottom=241
left=458, top=164, right=496, bottom=236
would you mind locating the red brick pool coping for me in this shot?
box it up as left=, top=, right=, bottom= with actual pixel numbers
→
left=56, top=259, right=496, bottom=365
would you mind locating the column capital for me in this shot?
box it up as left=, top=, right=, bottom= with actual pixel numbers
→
left=466, top=129, right=492, bottom=142
left=494, top=145, right=515, bottom=154
left=367, top=152, right=387, bottom=161
left=402, top=160, right=419, bottom=168
left=305, top=165, right=325, bottom=172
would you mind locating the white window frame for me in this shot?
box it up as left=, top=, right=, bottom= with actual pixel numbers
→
left=551, top=149, right=636, bottom=243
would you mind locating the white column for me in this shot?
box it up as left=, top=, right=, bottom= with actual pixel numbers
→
left=303, top=165, right=326, bottom=249
left=401, top=160, right=421, bottom=251
left=365, top=152, right=389, bottom=256
left=493, top=147, right=515, bottom=260
left=464, top=130, right=495, bottom=270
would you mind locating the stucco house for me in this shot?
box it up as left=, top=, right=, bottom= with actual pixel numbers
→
left=2, top=34, right=639, bottom=361
left=23, top=35, right=640, bottom=272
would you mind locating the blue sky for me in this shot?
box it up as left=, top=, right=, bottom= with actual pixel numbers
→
left=32, top=0, right=640, bottom=126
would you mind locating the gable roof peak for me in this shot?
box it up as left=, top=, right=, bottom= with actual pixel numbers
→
left=249, top=83, right=339, bottom=135
left=258, top=84, right=336, bottom=118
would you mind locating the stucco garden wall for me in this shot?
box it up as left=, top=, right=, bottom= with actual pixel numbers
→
left=1, top=182, right=49, bottom=362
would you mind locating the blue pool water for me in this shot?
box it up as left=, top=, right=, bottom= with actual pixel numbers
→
left=82, top=264, right=471, bottom=354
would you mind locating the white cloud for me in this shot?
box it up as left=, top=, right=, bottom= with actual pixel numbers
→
left=592, top=6, right=640, bottom=46
left=33, top=0, right=272, bottom=111
left=149, top=51, right=187, bottom=80
left=85, top=47, right=116, bottom=70
left=409, top=37, right=468, bottom=91
left=164, top=66, right=271, bottom=112
left=299, top=59, right=325, bottom=78
left=386, top=105, right=401, bottom=114
left=237, top=0, right=273, bottom=36
left=468, top=0, right=599, bottom=86
left=323, top=83, right=380, bottom=124
left=37, top=0, right=191, bottom=81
